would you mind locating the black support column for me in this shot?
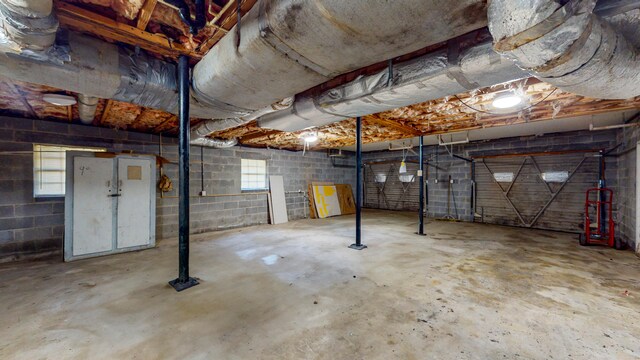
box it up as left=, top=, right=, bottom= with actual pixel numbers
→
left=417, top=135, right=425, bottom=235
left=349, top=117, right=367, bottom=250
left=169, top=55, right=199, bottom=292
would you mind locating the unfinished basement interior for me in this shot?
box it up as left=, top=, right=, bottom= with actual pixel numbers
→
left=1, top=0, right=640, bottom=358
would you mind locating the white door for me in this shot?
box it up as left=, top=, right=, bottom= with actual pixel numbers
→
left=72, top=156, right=114, bottom=256
left=116, top=158, right=152, bottom=248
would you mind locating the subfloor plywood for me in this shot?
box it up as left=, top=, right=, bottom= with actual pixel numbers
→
left=1, top=210, right=639, bottom=359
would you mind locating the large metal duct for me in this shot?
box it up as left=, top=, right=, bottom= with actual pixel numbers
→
left=258, top=41, right=529, bottom=131
left=0, top=0, right=57, bottom=52
left=192, top=0, right=489, bottom=127
left=0, top=32, right=237, bottom=119
left=488, top=0, right=640, bottom=99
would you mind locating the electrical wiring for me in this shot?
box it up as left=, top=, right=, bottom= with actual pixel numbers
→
left=454, top=88, right=559, bottom=115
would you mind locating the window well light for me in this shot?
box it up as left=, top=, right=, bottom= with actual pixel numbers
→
left=492, top=92, right=523, bottom=109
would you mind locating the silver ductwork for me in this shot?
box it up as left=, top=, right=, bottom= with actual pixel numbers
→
left=191, top=0, right=489, bottom=128
left=190, top=137, right=238, bottom=148
left=0, top=32, right=237, bottom=119
left=488, top=0, right=640, bottom=99
left=0, top=0, right=58, bottom=52
left=1, top=0, right=493, bottom=140
left=259, top=41, right=528, bottom=131
left=191, top=97, right=293, bottom=138
left=77, top=94, right=98, bottom=124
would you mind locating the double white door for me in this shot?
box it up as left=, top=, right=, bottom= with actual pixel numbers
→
left=65, top=154, right=155, bottom=261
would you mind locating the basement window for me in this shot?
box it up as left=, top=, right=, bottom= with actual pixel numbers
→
left=241, top=159, right=267, bottom=191
left=33, top=144, right=105, bottom=198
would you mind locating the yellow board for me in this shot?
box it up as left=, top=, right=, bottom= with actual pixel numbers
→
left=312, top=185, right=341, bottom=218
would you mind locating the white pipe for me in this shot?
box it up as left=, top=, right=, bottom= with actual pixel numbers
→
left=77, top=94, right=98, bottom=124
left=438, top=134, right=470, bottom=146
left=589, top=122, right=640, bottom=131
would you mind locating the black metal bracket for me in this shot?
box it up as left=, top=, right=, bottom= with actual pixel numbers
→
left=169, top=277, right=199, bottom=292
left=348, top=244, right=368, bottom=250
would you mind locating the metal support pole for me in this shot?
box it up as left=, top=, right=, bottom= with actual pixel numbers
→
left=169, top=55, right=199, bottom=292
left=349, top=117, right=367, bottom=250
left=416, top=136, right=425, bottom=235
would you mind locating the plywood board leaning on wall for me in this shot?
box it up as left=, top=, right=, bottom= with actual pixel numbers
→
left=313, top=185, right=342, bottom=218
left=335, top=184, right=356, bottom=215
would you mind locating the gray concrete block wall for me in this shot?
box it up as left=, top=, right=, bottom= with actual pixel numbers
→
left=364, top=130, right=619, bottom=223
left=0, top=116, right=165, bottom=262
left=362, top=146, right=473, bottom=220
left=0, top=116, right=355, bottom=261
left=615, top=126, right=638, bottom=252
left=155, top=146, right=355, bottom=239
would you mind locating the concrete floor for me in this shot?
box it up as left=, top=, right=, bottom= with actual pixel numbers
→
left=1, top=210, right=639, bottom=359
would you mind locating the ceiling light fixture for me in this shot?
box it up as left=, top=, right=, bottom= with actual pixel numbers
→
left=43, top=94, right=77, bottom=106
left=492, top=92, right=523, bottom=109
left=303, top=133, right=318, bottom=143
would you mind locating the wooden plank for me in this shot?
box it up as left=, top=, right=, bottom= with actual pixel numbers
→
left=136, top=0, right=158, bottom=30
left=152, top=115, right=177, bottom=133
left=308, top=183, right=317, bottom=219
left=240, top=129, right=282, bottom=142
left=196, top=0, right=257, bottom=54
left=99, top=99, right=114, bottom=125
left=55, top=2, right=199, bottom=60
left=365, top=115, right=422, bottom=136
left=335, top=184, right=356, bottom=215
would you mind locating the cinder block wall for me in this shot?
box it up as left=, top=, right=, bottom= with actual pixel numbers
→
left=616, top=125, right=638, bottom=252
left=156, top=146, right=355, bottom=239
left=0, top=117, right=355, bottom=262
left=363, top=130, right=619, bottom=223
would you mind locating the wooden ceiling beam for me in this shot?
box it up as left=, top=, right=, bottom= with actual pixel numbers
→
left=136, top=0, right=158, bottom=30
left=98, top=99, right=114, bottom=125
left=197, top=0, right=257, bottom=55
left=364, top=115, right=422, bottom=136
left=55, top=2, right=200, bottom=60
left=240, top=129, right=283, bottom=142
left=152, top=115, right=177, bottom=133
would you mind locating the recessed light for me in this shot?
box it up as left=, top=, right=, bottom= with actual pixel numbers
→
left=43, top=94, right=77, bottom=106
left=492, top=93, right=522, bottom=109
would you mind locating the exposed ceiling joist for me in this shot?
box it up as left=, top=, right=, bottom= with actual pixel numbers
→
left=99, top=99, right=114, bottom=125
left=136, top=0, right=159, bottom=30
left=240, top=129, right=283, bottom=142
left=196, top=0, right=257, bottom=54
left=152, top=116, right=177, bottom=133
left=364, top=116, right=422, bottom=136
left=55, top=2, right=199, bottom=60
